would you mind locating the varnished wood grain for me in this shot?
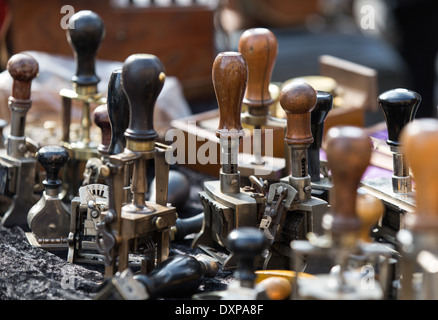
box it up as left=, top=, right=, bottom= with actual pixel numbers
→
left=401, top=118, right=438, bottom=231
left=238, top=28, right=277, bottom=115
left=7, top=52, right=38, bottom=100
left=213, top=52, right=247, bottom=138
left=325, top=125, right=372, bottom=235
left=279, top=81, right=316, bottom=145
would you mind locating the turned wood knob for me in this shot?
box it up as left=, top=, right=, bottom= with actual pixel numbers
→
left=279, top=81, right=316, bottom=145
left=67, top=10, right=105, bottom=89
left=378, top=88, right=421, bottom=147
left=213, top=52, right=247, bottom=138
left=227, top=227, right=267, bottom=288
left=93, top=104, right=110, bottom=155
left=400, top=119, right=438, bottom=231
left=324, top=126, right=373, bottom=234
left=356, top=192, right=384, bottom=242
left=121, top=54, right=165, bottom=150
left=238, top=28, right=278, bottom=116
left=107, top=69, right=129, bottom=155
left=37, top=145, right=69, bottom=190
left=7, top=52, right=39, bottom=100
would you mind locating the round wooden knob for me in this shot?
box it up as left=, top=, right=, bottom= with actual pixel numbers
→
left=356, top=192, right=384, bottom=242
left=378, top=88, right=421, bottom=147
left=257, top=276, right=291, bottom=300
left=93, top=104, right=110, bottom=155
left=121, top=54, right=165, bottom=150
left=37, top=145, right=69, bottom=190
left=107, top=69, right=129, bottom=155
left=238, top=28, right=278, bottom=115
left=324, top=126, right=373, bottom=235
left=400, top=118, right=438, bottom=231
left=67, top=10, right=105, bottom=88
left=227, top=227, right=267, bottom=288
left=213, top=52, right=247, bottom=138
left=279, top=81, right=316, bottom=145
left=7, top=52, right=39, bottom=100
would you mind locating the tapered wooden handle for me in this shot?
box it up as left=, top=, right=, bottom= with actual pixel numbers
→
left=93, top=104, right=110, bottom=154
left=107, top=69, right=129, bottom=155
left=401, top=118, right=438, bottom=230
left=356, top=192, right=384, bottom=242
left=213, top=52, right=247, bottom=138
left=238, top=28, right=278, bottom=115
left=310, top=91, right=333, bottom=150
left=227, top=227, right=267, bottom=288
left=279, top=81, right=316, bottom=145
left=37, top=145, right=69, bottom=190
left=121, top=54, right=165, bottom=150
left=7, top=52, right=39, bottom=100
left=324, top=126, right=373, bottom=234
left=133, top=255, right=203, bottom=299
left=378, top=88, right=421, bottom=147
left=67, top=10, right=105, bottom=88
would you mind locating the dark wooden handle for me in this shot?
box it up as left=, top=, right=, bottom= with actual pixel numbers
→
left=279, top=81, right=316, bottom=145
left=107, top=69, right=129, bottom=155
left=238, top=28, right=278, bottom=115
left=227, top=227, right=267, bottom=288
left=213, top=52, right=247, bottom=138
left=133, top=255, right=203, bottom=299
left=121, top=54, right=165, bottom=148
left=7, top=52, right=39, bottom=100
left=310, top=91, right=333, bottom=150
left=37, top=145, right=69, bottom=190
left=378, top=88, right=421, bottom=147
left=401, top=119, right=438, bottom=230
left=93, top=104, right=110, bottom=154
left=325, top=126, right=372, bottom=234
left=67, top=10, right=105, bottom=88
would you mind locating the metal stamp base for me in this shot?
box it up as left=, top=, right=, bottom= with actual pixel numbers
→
left=360, top=177, right=416, bottom=213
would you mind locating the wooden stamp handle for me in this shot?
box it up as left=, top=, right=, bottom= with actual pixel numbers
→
left=378, top=88, right=421, bottom=147
left=356, top=192, right=384, bottom=242
left=107, top=69, right=129, bottom=155
left=67, top=10, right=105, bottom=89
left=279, top=81, right=316, bottom=145
left=37, top=145, right=69, bottom=190
left=401, top=119, right=438, bottom=230
left=93, top=104, right=110, bottom=155
left=324, top=126, right=372, bottom=234
left=227, top=227, right=267, bottom=288
left=121, top=54, right=165, bottom=150
left=238, top=28, right=278, bottom=115
left=213, top=52, right=247, bottom=138
left=7, top=52, right=38, bottom=101
left=310, top=91, right=333, bottom=150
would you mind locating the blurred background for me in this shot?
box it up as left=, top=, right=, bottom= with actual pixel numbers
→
left=0, top=0, right=437, bottom=125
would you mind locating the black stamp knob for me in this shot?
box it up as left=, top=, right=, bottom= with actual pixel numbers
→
left=37, top=145, right=69, bottom=190
left=227, top=227, right=267, bottom=288
left=107, top=69, right=129, bottom=155
left=121, top=54, right=165, bottom=149
left=378, top=88, right=421, bottom=147
left=67, top=10, right=105, bottom=88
